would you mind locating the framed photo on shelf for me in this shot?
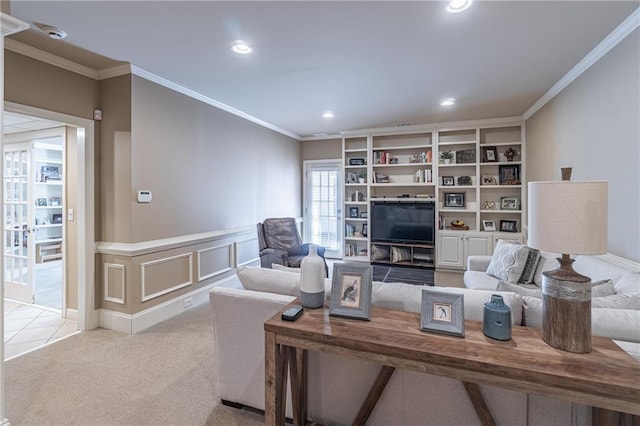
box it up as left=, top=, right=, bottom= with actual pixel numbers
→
left=359, top=211, right=368, bottom=219
left=36, top=198, right=47, bottom=206
left=329, top=263, right=372, bottom=320
left=442, top=176, right=455, bottom=186
left=349, top=207, right=359, bottom=218
left=499, top=165, right=520, bottom=185
left=52, top=214, right=63, bottom=224
left=444, top=192, right=465, bottom=208
left=362, top=223, right=368, bottom=237
left=457, top=176, right=472, bottom=186
left=500, top=197, right=520, bottom=210
left=482, top=220, right=497, bottom=232
left=481, top=146, right=498, bottom=162
left=347, top=172, right=358, bottom=184
left=50, top=196, right=61, bottom=206
left=482, top=175, right=497, bottom=185
left=455, top=149, right=476, bottom=164
left=420, top=289, right=465, bottom=337
left=500, top=219, right=518, bottom=233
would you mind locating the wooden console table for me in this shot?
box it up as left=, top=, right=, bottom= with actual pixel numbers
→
left=264, top=302, right=640, bottom=426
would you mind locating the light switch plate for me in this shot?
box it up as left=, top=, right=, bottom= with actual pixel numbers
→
left=137, top=190, right=152, bottom=203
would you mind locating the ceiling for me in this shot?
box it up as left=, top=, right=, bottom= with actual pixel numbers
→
left=6, top=1, right=639, bottom=139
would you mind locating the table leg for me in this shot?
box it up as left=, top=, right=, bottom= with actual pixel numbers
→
left=592, top=407, right=640, bottom=426
left=463, top=381, right=496, bottom=426
left=353, top=366, right=396, bottom=426
left=288, top=347, right=308, bottom=426
left=265, top=331, right=288, bottom=426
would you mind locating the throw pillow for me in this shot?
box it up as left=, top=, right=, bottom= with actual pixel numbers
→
left=391, top=246, right=411, bottom=263
left=486, top=240, right=530, bottom=284
left=497, top=281, right=542, bottom=298
left=237, top=266, right=300, bottom=296
left=591, top=293, right=640, bottom=310
left=371, top=245, right=390, bottom=261
left=591, top=279, right=616, bottom=298
left=517, top=247, right=541, bottom=284
left=271, top=263, right=301, bottom=274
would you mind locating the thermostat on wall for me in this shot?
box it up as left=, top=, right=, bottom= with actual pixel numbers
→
left=137, top=190, right=152, bottom=203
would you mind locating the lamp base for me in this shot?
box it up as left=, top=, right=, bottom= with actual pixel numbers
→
left=542, top=259, right=592, bottom=353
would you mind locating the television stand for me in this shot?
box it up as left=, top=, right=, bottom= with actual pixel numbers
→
left=370, top=241, right=435, bottom=269
left=372, top=263, right=434, bottom=286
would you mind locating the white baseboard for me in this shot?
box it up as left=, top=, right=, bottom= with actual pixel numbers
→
left=99, top=274, right=237, bottom=334
left=599, top=253, right=640, bottom=273
left=65, top=308, right=78, bottom=321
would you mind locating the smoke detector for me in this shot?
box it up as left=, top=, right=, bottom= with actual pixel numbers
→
left=39, top=25, right=67, bottom=40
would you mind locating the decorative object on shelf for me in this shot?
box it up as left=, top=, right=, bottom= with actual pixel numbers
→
left=40, top=165, right=60, bottom=182
left=499, top=219, right=517, bottom=232
left=504, top=147, right=519, bottom=162
left=484, top=200, right=496, bottom=210
left=450, top=220, right=469, bottom=230
left=329, top=262, right=372, bottom=320
left=483, top=294, right=512, bottom=341
left=362, top=223, right=367, bottom=237
left=36, top=198, right=47, bottom=206
left=349, top=207, right=359, bottom=218
left=439, top=150, right=454, bottom=164
left=50, top=196, right=61, bottom=206
left=349, top=157, right=366, bottom=166
left=482, top=220, right=496, bottom=231
left=374, top=173, right=389, bottom=183
left=299, top=244, right=325, bottom=309
left=500, top=196, right=519, bottom=210
left=359, top=211, right=367, bottom=219
left=357, top=170, right=367, bottom=183
left=499, top=164, right=520, bottom=185
left=420, top=289, right=465, bottom=337
left=528, top=168, right=608, bottom=353
left=52, top=214, right=63, bottom=224
left=455, top=149, right=476, bottom=164
left=442, top=176, right=455, bottom=186
left=482, top=175, right=497, bottom=185
left=481, top=146, right=498, bottom=162
left=351, top=190, right=365, bottom=202
left=444, top=192, right=465, bottom=208
left=457, top=176, right=472, bottom=186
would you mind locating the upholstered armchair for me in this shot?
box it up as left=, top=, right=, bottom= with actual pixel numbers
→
left=256, top=217, right=328, bottom=277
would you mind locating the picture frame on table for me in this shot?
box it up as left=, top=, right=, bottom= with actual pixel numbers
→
left=482, top=220, right=497, bottom=232
left=500, top=197, right=520, bottom=210
left=500, top=219, right=518, bottom=233
left=444, top=192, right=465, bottom=208
left=349, top=207, right=359, bottom=218
left=329, top=263, right=372, bottom=320
left=420, top=289, right=465, bottom=337
left=481, top=146, right=498, bottom=162
left=442, top=176, right=455, bottom=186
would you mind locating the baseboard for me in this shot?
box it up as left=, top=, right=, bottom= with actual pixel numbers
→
left=599, top=253, right=640, bottom=273
left=99, top=274, right=237, bottom=334
left=65, top=308, right=78, bottom=321
left=1, top=417, right=11, bottom=426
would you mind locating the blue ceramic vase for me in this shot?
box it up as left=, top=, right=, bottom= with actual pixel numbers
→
left=483, top=294, right=512, bottom=341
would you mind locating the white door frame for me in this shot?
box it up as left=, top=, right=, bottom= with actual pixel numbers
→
left=5, top=102, right=97, bottom=331
left=302, top=159, right=343, bottom=258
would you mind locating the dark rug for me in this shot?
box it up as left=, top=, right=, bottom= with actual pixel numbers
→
left=373, top=264, right=434, bottom=286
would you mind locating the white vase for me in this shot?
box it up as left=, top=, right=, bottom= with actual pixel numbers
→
left=300, top=244, right=325, bottom=308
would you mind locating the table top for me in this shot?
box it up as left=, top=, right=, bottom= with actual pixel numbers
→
left=265, top=303, right=640, bottom=415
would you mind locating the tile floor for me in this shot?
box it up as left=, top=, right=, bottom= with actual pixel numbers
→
left=4, top=299, right=78, bottom=360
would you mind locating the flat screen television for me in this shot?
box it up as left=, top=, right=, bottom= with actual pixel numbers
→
left=370, top=201, right=435, bottom=244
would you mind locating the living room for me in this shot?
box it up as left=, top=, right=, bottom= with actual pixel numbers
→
left=0, top=1, right=638, bottom=424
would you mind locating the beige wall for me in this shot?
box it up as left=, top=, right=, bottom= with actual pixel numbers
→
left=301, top=138, right=341, bottom=161
left=526, top=29, right=639, bottom=262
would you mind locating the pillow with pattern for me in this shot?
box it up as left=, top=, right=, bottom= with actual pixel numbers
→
left=486, top=240, right=530, bottom=284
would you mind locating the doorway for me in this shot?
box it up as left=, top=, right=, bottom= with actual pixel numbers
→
left=303, top=160, right=343, bottom=259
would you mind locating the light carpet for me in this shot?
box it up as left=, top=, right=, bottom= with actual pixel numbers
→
left=5, top=303, right=265, bottom=425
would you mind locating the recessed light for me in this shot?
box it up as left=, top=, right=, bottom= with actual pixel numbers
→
left=39, top=25, right=67, bottom=40
left=322, top=111, right=334, bottom=119
left=231, top=41, right=252, bottom=54
left=440, top=98, right=456, bottom=107
left=446, top=0, right=473, bottom=13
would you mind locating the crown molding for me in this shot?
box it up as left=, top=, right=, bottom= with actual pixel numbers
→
left=97, top=63, right=132, bottom=80
left=524, top=7, right=640, bottom=120
left=5, top=38, right=99, bottom=79
left=1, top=13, right=29, bottom=36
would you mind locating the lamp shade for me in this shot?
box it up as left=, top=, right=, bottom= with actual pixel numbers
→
left=528, top=181, right=607, bottom=255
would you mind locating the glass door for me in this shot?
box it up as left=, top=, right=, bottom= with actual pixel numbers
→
left=3, top=142, right=34, bottom=303
left=303, top=161, right=342, bottom=259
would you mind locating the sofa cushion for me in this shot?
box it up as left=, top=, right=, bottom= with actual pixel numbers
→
left=498, top=279, right=616, bottom=299
left=271, top=263, right=301, bottom=274
left=238, top=266, right=333, bottom=298
left=463, top=271, right=500, bottom=291
left=614, top=272, right=640, bottom=295
left=486, top=240, right=530, bottom=284
left=591, top=293, right=640, bottom=310
left=573, top=255, right=631, bottom=284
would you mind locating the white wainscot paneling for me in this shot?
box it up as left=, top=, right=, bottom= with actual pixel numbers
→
left=236, top=237, right=260, bottom=267
left=198, top=243, right=234, bottom=281
left=104, top=263, right=126, bottom=305
left=141, top=253, right=193, bottom=302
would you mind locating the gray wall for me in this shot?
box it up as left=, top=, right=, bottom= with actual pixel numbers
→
left=526, top=29, right=639, bottom=262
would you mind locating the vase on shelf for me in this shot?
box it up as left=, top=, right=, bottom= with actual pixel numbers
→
left=300, top=244, right=325, bottom=309
left=483, top=294, right=512, bottom=341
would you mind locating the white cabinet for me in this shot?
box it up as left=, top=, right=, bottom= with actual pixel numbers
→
left=437, top=231, right=497, bottom=270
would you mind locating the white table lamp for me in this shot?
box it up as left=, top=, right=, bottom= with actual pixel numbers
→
left=528, top=169, right=607, bottom=353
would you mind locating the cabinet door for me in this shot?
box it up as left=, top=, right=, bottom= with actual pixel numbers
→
left=437, top=233, right=464, bottom=269
left=465, top=233, right=492, bottom=257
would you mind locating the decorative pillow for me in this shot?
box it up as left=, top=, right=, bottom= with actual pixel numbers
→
left=591, top=279, right=616, bottom=298
left=498, top=279, right=616, bottom=299
left=486, top=240, right=530, bottom=283
left=371, top=245, right=390, bottom=261
left=391, top=246, right=411, bottom=263
left=237, top=266, right=300, bottom=296
left=271, top=263, right=301, bottom=274
left=517, top=247, right=541, bottom=284
left=532, top=253, right=561, bottom=287
left=591, top=293, right=640, bottom=310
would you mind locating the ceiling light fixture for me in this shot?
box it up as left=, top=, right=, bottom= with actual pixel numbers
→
left=231, top=41, right=252, bottom=55
left=322, top=111, right=334, bottom=119
left=39, top=25, right=67, bottom=40
left=446, top=0, right=473, bottom=13
left=440, top=98, right=456, bottom=107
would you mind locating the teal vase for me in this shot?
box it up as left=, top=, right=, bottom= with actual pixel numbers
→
left=483, top=295, right=512, bottom=341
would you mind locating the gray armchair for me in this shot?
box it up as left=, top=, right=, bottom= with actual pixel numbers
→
left=257, top=217, right=328, bottom=277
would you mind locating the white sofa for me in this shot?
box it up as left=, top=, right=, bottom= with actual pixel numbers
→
left=208, top=265, right=618, bottom=425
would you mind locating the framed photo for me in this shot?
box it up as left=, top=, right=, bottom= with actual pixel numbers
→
left=482, top=175, right=497, bottom=185
left=455, top=149, right=475, bottom=164
left=500, top=220, right=518, bottom=233
left=362, top=223, right=368, bottom=237
left=329, top=263, right=372, bottom=320
left=50, top=196, right=61, bottom=206
left=52, top=214, right=63, bottom=224
left=347, top=172, right=358, bottom=184
left=359, top=211, right=368, bottom=219
left=482, top=220, right=496, bottom=232
left=500, top=196, right=520, bottom=210
left=36, top=198, right=47, bottom=206
left=499, top=165, right=520, bottom=185
left=444, top=192, right=465, bottom=208
left=40, top=165, right=60, bottom=181
left=481, top=146, right=498, bottom=162
left=349, top=207, right=359, bottom=218
left=442, top=176, right=455, bottom=186
left=420, top=289, right=465, bottom=337
left=457, top=176, right=472, bottom=186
